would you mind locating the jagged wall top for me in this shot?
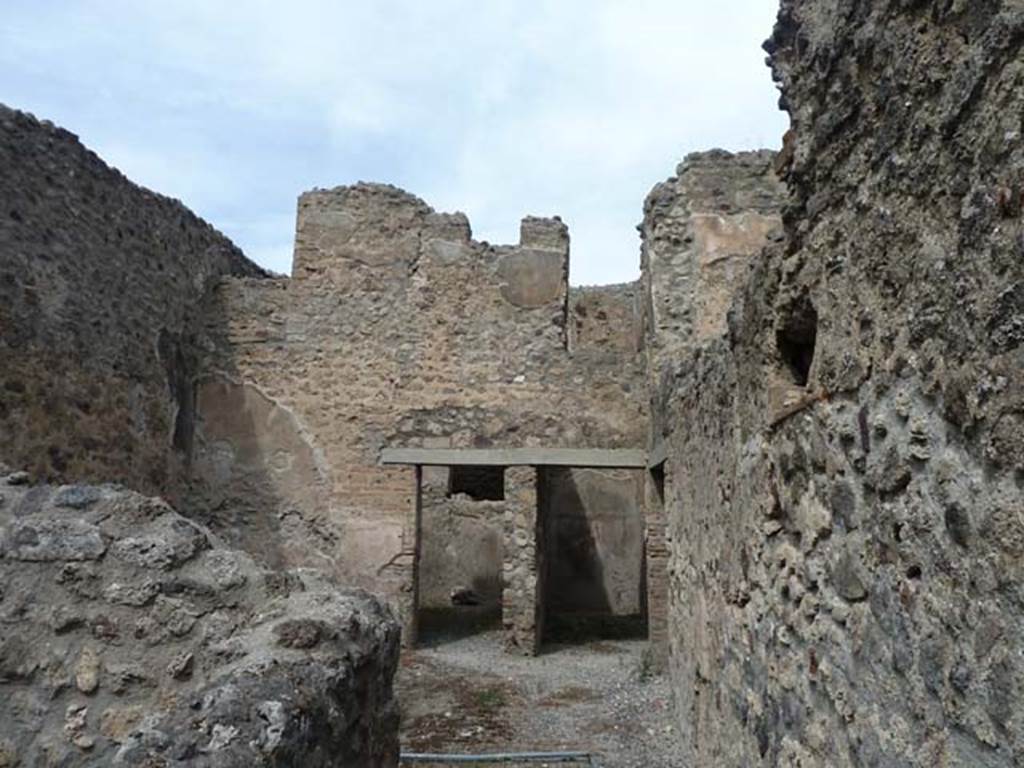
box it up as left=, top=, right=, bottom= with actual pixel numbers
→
left=640, top=149, right=784, bottom=387
left=292, top=182, right=570, bottom=310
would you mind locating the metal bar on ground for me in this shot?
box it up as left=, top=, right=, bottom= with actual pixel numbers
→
left=399, top=751, right=595, bottom=764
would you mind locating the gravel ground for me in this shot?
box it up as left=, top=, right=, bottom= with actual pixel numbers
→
left=396, top=629, right=685, bottom=767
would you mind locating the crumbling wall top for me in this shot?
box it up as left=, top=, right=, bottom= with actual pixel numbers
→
left=640, top=149, right=785, bottom=377
left=519, top=215, right=569, bottom=250
left=292, top=181, right=571, bottom=313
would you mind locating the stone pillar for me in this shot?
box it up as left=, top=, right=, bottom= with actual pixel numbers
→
left=645, top=464, right=669, bottom=668
left=502, top=466, right=541, bottom=655
left=400, top=465, right=423, bottom=647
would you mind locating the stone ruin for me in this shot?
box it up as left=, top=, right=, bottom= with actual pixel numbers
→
left=2, top=0, right=1023, bottom=765
left=0, top=470, right=398, bottom=766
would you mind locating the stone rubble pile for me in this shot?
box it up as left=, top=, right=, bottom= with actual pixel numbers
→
left=0, top=464, right=400, bottom=766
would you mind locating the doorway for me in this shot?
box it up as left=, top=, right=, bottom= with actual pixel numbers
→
left=539, top=467, right=647, bottom=643
left=416, top=465, right=505, bottom=645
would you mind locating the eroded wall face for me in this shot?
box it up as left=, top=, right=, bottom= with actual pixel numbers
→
left=0, top=468, right=400, bottom=766
left=0, top=105, right=263, bottom=496
left=193, top=184, right=648, bottom=633
left=641, top=149, right=784, bottom=388
left=656, top=3, right=1024, bottom=766
left=641, top=150, right=785, bottom=670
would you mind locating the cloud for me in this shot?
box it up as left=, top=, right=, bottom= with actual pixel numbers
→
left=1, top=0, right=788, bottom=285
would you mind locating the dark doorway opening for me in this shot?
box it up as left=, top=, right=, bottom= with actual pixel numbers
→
left=418, top=465, right=504, bottom=646
left=448, top=465, right=505, bottom=501
left=540, top=467, right=647, bottom=645
left=650, top=463, right=665, bottom=503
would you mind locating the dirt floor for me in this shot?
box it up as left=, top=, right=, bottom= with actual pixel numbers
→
left=396, top=628, right=685, bottom=767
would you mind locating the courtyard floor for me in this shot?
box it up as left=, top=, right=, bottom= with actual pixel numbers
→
left=396, top=629, right=685, bottom=767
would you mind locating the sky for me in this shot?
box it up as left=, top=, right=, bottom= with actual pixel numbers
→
left=1, top=1, right=788, bottom=285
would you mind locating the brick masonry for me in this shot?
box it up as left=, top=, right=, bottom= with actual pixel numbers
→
left=188, top=183, right=650, bottom=644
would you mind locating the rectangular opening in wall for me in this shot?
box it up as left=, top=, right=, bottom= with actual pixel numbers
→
left=540, top=467, right=647, bottom=645
left=448, top=465, right=505, bottom=501
left=776, top=297, right=818, bottom=387
left=417, top=465, right=504, bottom=646
left=650, top=463, right=665, bottom=505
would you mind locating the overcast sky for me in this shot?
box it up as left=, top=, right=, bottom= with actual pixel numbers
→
left=2, top=1, right=788, bottom=285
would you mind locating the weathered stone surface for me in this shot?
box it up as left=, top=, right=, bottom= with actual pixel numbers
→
left=74, top=647, right=101, bottom=694
left=0, top=100, right=652, bottom=659
left=503, top=467, right=542, bottom=655
left=108, top=513, right=207, bottom=570
left=0, top=104, right=265, bottom=495
left=641, top=149, right=784, bottom=381
left=14, top=4, right=1023, bottom=762
left=274, top=618, right=326, bottom=649
left=0, top=476, right=400, bottom=766
left=497, top=217, right=568, bottom=308
left=54, top=485, right=103, bottom=510
left=1, top=517, right=106, bottom=561
left=640, top=150, right=787, bottom=675
left=649, top=2, right=1024, bottom=766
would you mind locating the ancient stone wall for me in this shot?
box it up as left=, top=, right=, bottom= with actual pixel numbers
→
left=641, top=149, right=784, bottom=389
left=0, top=465, right=400, bottom=766
left=0, top=104, right=265, bottom=497
left=640, top=150, right=785, bottom=669
left=192, top=184, right=648, bottom=637
left=657, top=2, right=1024, bottom=765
